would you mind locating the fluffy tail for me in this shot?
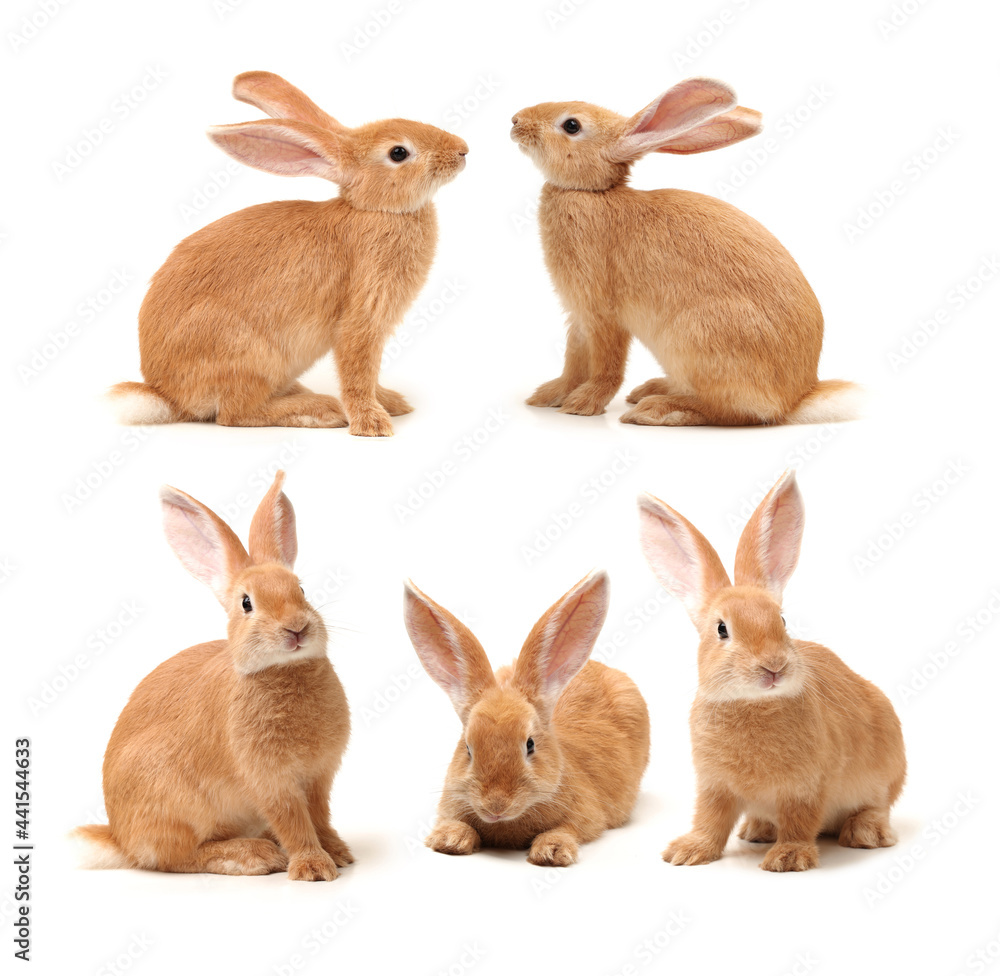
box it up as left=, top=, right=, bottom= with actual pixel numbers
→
left=72, top=824, right=130, bottom=870
left=107, top=381, right=179, bottom=425
left=783, top=379, right=865, bottom=425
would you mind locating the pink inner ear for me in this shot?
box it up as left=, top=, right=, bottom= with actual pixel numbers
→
left=540, top=578, right=607, bottom=696
left=634, top=78, right=736, bottom=137
left=209, top=125, right=337, bottom=180
left=655, top=107, right=762, bottom=154
left=761, top=489, right=803, bottom=590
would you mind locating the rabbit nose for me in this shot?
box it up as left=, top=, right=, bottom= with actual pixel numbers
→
left=511, top=115, right=518, bottom=124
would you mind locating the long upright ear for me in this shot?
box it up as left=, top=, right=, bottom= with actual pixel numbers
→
left=638, top=492, right=731, bottom=625
left=160, top=485, right=251, bottom=606
left=613, top=77, right=749, bottom=160
left=248, top=471, right=296, bottom=568
left=513, top=571, right=609, bottom=713
left=206, top=119, right=346, bottom=182
left=734, top=469, right=804, bottom=598
left=232, top=70, right=344, bottom=132
left=652, top=105, right=762, bottom=155
left=404, top=582, right=497, bottom=720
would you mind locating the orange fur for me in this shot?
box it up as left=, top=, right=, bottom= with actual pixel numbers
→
left=511, top=78, right=860, bottom=426
left=109, top=71, right=467, bottom=436
left=404, top=572, right=650, bottom=866
left=74, top=472, right=352, bottom=880
left=639, top=471, right=905, bottom=871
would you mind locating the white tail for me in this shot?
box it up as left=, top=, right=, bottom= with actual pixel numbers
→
left=107, top=382, right=178, bottom=425
left=71, top=824, right=130, bottom=870
left=784, top=380, right=865, bottom=425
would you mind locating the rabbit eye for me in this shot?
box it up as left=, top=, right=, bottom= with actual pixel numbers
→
left=781, top=615, right=786, bottom=626
left=242, top=595, right=253, bottom=613
left=717, top=621, right=728, bottom=639
left=526, top=737, right=535, bottom=757
left=389, top=146, right=409, bottom=162
left=562, top=118, right=581, bottom=135
left=465, top=742, right=471, bottom=759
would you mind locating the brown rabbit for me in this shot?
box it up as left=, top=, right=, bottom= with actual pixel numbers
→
left=110, top=71, right=468, bottom=436
left=75, top=472, right=352, bottom=880
left=404, top=571, right=650, bottom=866
left=511, top=77, right=861, bottom=426
left=638, top=471, right=905, bottom=871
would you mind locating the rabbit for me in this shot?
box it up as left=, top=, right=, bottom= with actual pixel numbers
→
left=510, top=77, right=861, bottom=427
left=74, top=471, right=353, bottom=880
left=109, top=70, right=468, bottom=436
left=403, top=570, right=650, bottom=866
left=637, top=470, right=905, bottom=871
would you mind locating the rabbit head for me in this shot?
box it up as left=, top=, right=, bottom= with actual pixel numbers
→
left=160, top=470, right=328, bottom=674
left=404, top=572, right=609, bottom=823
left=207, top=70, right=469, bottom=213
left=639, top=471, right=807, bottom=702
left=511, top=77, right=761, bottom=191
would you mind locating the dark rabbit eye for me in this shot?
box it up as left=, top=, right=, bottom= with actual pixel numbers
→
left=717, top=621, right=728, bottom=639
left=389, top=146, right=409, bottom=162
left=465, top=742, right=472, bottom=758
left=562, top=118, right=581, bottom=134
left=526, top=737, right=535, bottom=756
left=781, top=615, right=786, bottom=626
left=242, top=595, right=253, bottom=613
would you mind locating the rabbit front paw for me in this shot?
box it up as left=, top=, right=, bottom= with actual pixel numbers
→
left=738, top=817, right=777, bottom=843
left=528, top=831, right=579, bottom=867
left=426, top=820, right=481, bottom=855
left=662, top=832, right=724, bottom=865
left=347, top=405, right=395, bottom=437
left=376, top=386, right=414, bottom=416
left=760, top=841, right=819, bottom=872
left=288, top=850, right=340, bottom=881
left=526, top=377, right=581, bottom=408
left=559, top=381, right=617, bottom=416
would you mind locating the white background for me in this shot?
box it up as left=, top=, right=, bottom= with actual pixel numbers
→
left=4, top=0, right=1000, bottom=973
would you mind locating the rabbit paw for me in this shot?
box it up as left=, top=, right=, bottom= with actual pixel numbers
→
left=319, top=834, right=355, bottom=867
left=288, top=850, right=339, bottom=881
left=426, top=820, right=481, bottom=856
left=626, top=378, right=674, bottom=404
left=559, top=382, right=616, bottom=416
left=528, top=832, right=579, bottom=867
left=621, top=396, right=708, bottom=427
left=838, top=811, right=896, bottom=849
left=738, top=817, right=777, bottom=843
left=526, top=377, right=579, bottom=408
left=376, top=386, right=414, bottom=416
left=760, top=842, right=819, bottom=872
left=662, top=833, right=723, bottom=866
left=347, top=405, right=394, bottom=437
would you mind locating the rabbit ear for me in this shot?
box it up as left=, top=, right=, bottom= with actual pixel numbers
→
left=734, top=470, right=804, bottom=598
left=248, top=471, right=296, bottom=568
left=160, top=485, right=250, bottom=605
left=614, top=77, right=739, bottom=160
left=232, top=70, right=345, bottom=132
left=206, top=119, right=346, bottom=182
left=652, top=105, right=762, bottom=155
left=514, top=571, right=609, bottom=713
left=638, top=492, right=731, bottom=625
left=404, top=581, right=497, bottom=719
